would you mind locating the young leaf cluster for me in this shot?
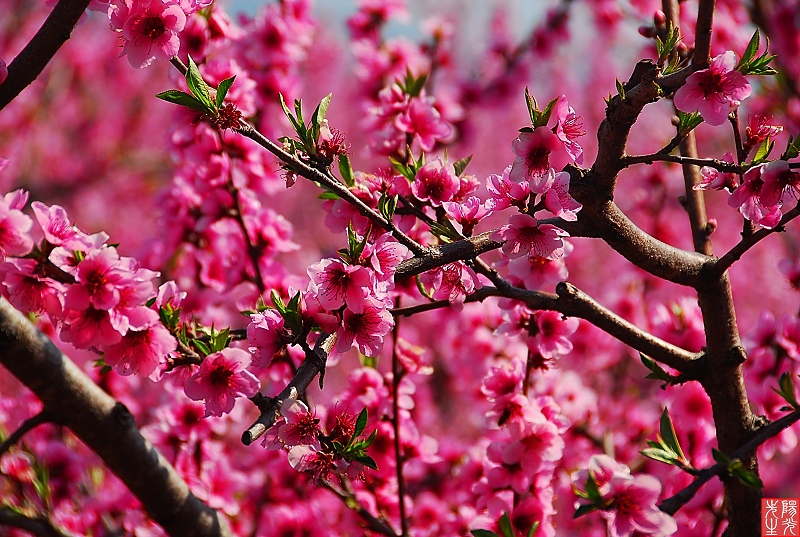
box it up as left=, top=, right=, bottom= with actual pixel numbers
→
left=773, top=372, right=800, bottom=411
left=711, top=449, right=763, bottom=489
left=156, top=57, right=236, bottom=120
left=523, top=88, right=557, bottom=130
left=270, top=289, right=304, bottom=339
left=782, top=135, right=800, bottom=161
left=331, top=408, right=378, bottom=471
left=641, top=408, right=693, bottom=472
left=337, top=224, right=371, bottom=266
left=397, top=69, right=428, bottom=98
left=656, top=23, right=684, bottom=74
left=278, top=93, right=336, bottom=167
left=640, top=354, right=680, bottom=389
left=736, top=30, right=777, bottom=76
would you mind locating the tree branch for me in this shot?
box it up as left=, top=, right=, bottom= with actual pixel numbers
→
left=693, top=0, right=717, bottom=68
left=0, top=0, right=91, bottom=111
left=0, top=299, right=231, bottom=537
left=659, top=409, right=800, bottom=515
left=716, top=203, right=800, bottom=276
left=0, top=410, right=53, bottom=458
left=0, top=508, right=71, bottom=537
left=241, top=332, right=337, bottom=445
left=621, top=153, right=742, bottom=174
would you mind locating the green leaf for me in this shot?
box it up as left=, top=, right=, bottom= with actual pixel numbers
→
left=640, top=353, right=673, bottom=386
left=216, top=76, right=236, bottom=108
left=353, top=408, right=368, bottom=439
left=271, top=290, right=287, bottom=313
left=659, top=407, right=687, bottom=461
left=573, top=503, right=598, bottom=519
left=641, top=447, right=679, bottom=466
left=409, top=73, right=428, bottom=97
left=185, top=56, right=215, bottom=111
left=527, top=521, right=540, bottom=537
left=584, top=473, right=601, bottom=500
left=279, top=93, right=302, bottom=134
left=453, top=155, right=473, bottom=177
left=193, top=339, right=211, bottom=356
left=676, top=111, right=703, bottom=133
left=156, top=90, right=213, bottom=113
left=318, top=191, right=340, bottom=200
left=774, top=372, right=800, bottom=409
left=338, top=154, right=355, bottom=187
left=311, top=93, right=332, bottom=142
left=354, top=454, right=379, bottom=471
left=536, top=97, right=558, bottom=128
left=616, top=78, right=626, bottom=101
left=524, top=87, right=537, bottom=126
left=736, top=30, right=761, bottom=70
left=733, top=467, right=764, bottom=489
left=712, top=448, right=730, bottom=466
left=378, top=192, right=398, bottom=222
left=498, top=513, right=515, bottom=537
left=470, top=530, right=500, bottom=537
left=752, top=136, right=774, bottom=164
left=783, top=135, right=800, bottom=160
left=389, top=157, right=416, bottom=182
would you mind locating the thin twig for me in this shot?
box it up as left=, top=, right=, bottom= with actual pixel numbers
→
left=716, top=203, right=800, bottom=275
left=0, top=0, right=92, bottom=110
left=659, top=409, right=800, bottom=515
left=0, top=508, right=72, bottom=537
left=621, top=153, right=742, bottom=173
left=322, top=482, right=399, bottom=537
left=390, top=309, right=409, bottom=537
left=0, top=410, right=53, bottom=458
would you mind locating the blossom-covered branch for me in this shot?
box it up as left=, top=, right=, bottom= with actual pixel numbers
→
left=0, top=298, right=232, bottom=537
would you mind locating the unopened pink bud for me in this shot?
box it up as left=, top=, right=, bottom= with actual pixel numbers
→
left=638, top=25, right=656, bottom=38
left=653, top=10, right=666, bottom=27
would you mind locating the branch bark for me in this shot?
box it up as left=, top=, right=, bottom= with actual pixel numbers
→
left=0, top=0, right=91, bottom=111
left=0, top=299, right=232, bottom=537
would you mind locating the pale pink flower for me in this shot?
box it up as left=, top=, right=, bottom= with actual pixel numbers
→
left=510, top=127, right=561, bottom=184
left=673, top=51, right=751, bottom=126
left=184, top=348, right=260, bottom=418
left=543, top=171, right=582, bottom=221
left=412, top=158, right=460, bottom=206
left=759, top=160, right=800, bottom=207
left=0, top=198, right=33, bottom=257
left=395, top=96, right=452, bottom=152
left=337, top=297, right=394, bottom=356
left=442, top=196, right=492, bottom=228
left=419, top=261, right=481, bottom=310
left=694, top=152, right=737, bottom=191
left=486, top=166, right=530, bottom=211
left=102, top=322, right=177, bottom=380
left=502, top=418, right=564, bottom=474
left=307, top=258, right=373, bottom=312
left=728, top=164, right=783, bottom=228
left=120, top=0, right=188, bottom=69
left=247, top=309, right=290, bottom=369
left=602, top=474, right=677, bottom=537
left=491, top=214, right=568, bottom=260
left=155, top=280, right=186, bottom=309
left=366, top=233, right=412, bottom=281
left=554, top=94, right=585, bottom=164
left=31, top=202, right=93, bottom=249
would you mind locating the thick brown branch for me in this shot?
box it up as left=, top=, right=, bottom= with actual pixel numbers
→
left=0, top=299, right=231, bottom=537
left=0, top=0, right=91, bottom=111
left=394, top=232, right=501, bottom=281
left=693, top=0, right=717, bottom=68
left=678, top=133, right=713, bottom=255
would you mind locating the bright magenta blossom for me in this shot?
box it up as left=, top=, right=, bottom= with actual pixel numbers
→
left=412, top=158, right=460, bottom=206
left=184, top=348, right=260, bottom=417
left=395, top=96, right=452, bottom=152
left=603, top=474, right=677, bottom=537
left=102, top=321, right=176, bottom=380
left=673, top=51, right=751, bottom=126
left=337, top=297, right=394, bottom=356
left=116, top=0, right=188, bottom=69
left=307, top=258, right=373, bottom=312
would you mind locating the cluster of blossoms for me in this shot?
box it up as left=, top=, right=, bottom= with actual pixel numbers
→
left=573, top=455, right=678, bottom=537
left=0, top=188, right=178, bottom=379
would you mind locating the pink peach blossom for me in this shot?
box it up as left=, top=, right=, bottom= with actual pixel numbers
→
left=183, top=348, right=260, bottom=417
left=673, top=50, right=751, bottom=126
